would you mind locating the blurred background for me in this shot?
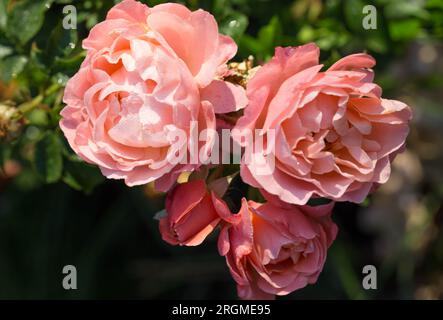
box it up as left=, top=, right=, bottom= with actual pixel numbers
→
left=0, top=0, right=442, bottom=299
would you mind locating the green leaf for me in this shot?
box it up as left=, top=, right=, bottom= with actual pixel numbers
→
left=0, top=55, right=28, bottom=82
left=0, top=0, right=7, bottom=31
left=427, top=0, right=443, bottom=9
left=212, top=0, right=231, bottom=18
left=385, top=1, right=429, bottom=20
left=360, top=197, right=371, bottom=207
left=239, top=34, right=263, bottom=56
left=219, top=12, right=249, bottom=42
left=62, top=161, right=104, bottom=194
left=258, top=16, right=282, bottom=52
left=344, top=0, right=367, bottom=33
left=366, top=34, right=388, bottom=53
left=243, top=15, right=283, bottom=61
left=52, top=73, right=69, bottom=87
left=389, top=19, right=421, bottom=41
left=34, top=132, right=63, bottom=183
left=53, top=51, right=86, bottom=73
left=6, top=0, right=50, bottom=46
left=0, top=44, right=13, bottom=60
left=330, top=242, right=368, bottom=299
left=297, top=25, right=316, bottom=43
left=26, top=109, right=49, bottom=127
left=46, top=22, right=78, bottom=59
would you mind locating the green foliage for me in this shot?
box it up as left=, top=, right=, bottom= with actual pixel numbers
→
left=219, top=11, right=249, bottom=42
left=34, top=132, right=63, bottom=183
left=0, top=55, right=27, bottom=82
left=6, top=1, right=51, bottom=46
left=0, top=0, right=9, bottom=31
left=62, top=161, right=105, bottom=194
left=240, top=16, right=282, bottom=61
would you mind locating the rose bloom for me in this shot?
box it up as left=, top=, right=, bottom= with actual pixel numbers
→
left=234, top=44, right=412, bottom=205
left=60, top=0, right=246, bottom=190
left=159, top=180, right=221, bottom=246
left=215, top=196, right=337, bottom=300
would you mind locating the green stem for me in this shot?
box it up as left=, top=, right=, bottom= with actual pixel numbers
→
left=17, top=83, right=62, bottom=114
left=17, top=95, right=43, bottom=114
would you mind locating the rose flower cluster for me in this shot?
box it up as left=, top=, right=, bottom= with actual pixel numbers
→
left=60, top=0, right=412, bottom=299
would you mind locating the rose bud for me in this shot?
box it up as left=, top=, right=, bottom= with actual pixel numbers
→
left=159, top=179, right=221, bottom=246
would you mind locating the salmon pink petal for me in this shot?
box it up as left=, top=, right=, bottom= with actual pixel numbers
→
left=200, top=80, right=248, bottom=114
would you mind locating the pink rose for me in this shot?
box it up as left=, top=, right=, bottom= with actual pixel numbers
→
left=219, top=199, right=338, bottom=299
left=159, top=180, right=221, bottom=246
left=60, top=0, right=246, bottom=189
left=234, top=44, right=412, bottom=204
left=216, top=196, right=337, bottom=300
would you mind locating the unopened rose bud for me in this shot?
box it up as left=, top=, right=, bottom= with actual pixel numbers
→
left=159, top=180, right=222, bottom=246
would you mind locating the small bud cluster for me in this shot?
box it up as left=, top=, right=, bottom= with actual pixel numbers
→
left=0, top=102, right=23, bottom=141
left=226, top=56, right=259, bottom=88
